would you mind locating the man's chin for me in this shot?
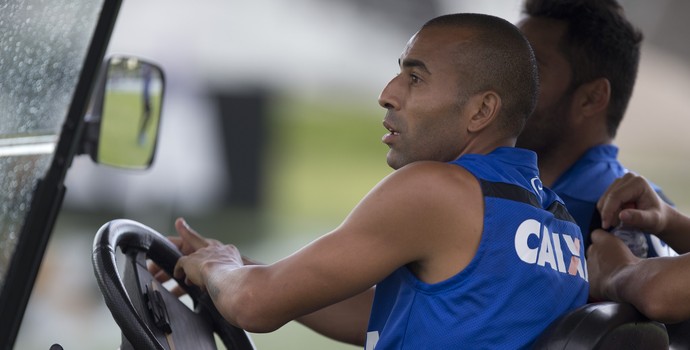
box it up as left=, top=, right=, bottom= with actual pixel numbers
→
left=386, top=154, right=404, bottom=170
left=386, top=160, right=401, bottom=170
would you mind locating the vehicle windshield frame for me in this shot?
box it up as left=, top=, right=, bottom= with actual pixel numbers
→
left=0, top=0, right=123, bottom=347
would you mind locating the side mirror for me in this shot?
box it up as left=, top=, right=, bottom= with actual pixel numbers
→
left=82, top=56, right=165, bottom=169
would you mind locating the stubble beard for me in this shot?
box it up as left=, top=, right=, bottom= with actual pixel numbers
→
left=516, top=93, right=574, bottom=162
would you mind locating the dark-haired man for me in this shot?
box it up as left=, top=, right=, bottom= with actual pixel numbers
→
left=516, top=0, right=676, bottom=257
left=171, top=13, right=588, bottom=349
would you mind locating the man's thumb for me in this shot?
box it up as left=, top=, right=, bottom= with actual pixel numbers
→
left=619, top=209, right=653, bottom=233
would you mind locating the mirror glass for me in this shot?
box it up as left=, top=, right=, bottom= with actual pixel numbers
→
left=96, top=56, right=165, bottom=169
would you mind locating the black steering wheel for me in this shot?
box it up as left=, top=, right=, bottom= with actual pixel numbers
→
left=92, top=219, right=255, bottom=350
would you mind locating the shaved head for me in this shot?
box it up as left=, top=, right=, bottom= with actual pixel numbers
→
left=421, top=14, right=539, bottom=137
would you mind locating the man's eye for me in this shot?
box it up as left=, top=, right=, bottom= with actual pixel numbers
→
left=410, top=74, right=420, bottom=84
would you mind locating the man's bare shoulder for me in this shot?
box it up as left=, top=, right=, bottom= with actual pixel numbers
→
left=359, top=161, right=484, bottom=282
left=360, top=160, right=482, bottom=224
left=381, top=160, right=478, bottom=195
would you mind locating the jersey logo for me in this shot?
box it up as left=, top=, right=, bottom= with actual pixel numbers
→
left=530, top=177, right=543, bottom=201
left=514, top=219, right=587, bottom=281
left=365, top=331, right=379, bottom=350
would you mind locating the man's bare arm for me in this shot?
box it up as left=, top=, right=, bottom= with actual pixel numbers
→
left=588, top=230, right=690, bottom=323
left=173, top=162, right=482, bottom=343
left=296, top=288, right=375, bottom=345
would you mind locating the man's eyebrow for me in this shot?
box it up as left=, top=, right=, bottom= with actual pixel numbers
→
left=398, top=58, right=432, bottom=75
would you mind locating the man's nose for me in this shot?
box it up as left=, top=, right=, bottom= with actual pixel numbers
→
left=378, top=76, right=400, bottom=110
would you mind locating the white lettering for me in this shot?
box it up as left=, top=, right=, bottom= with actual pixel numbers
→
left=515, top=219, right=587, bottom=281
left=551, top=232, right=566, bottom=273
left=515, top=219, right=541, bottom=264
left=537, top=226, right=557, bottom=270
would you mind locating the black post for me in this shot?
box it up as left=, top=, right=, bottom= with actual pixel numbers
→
left=213, top=90, right=268, bottom=209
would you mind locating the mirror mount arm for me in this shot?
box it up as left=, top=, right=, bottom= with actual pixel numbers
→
left=76, top=55, right=107, bottom=158
left=76, top=113, right=100, bottom=157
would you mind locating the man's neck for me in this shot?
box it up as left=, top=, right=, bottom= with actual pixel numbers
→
left=456, top=135, right=516, bottom=159
left=537, top=154, right=574, bottom=188
left=537, top=142, right=606, bottom=188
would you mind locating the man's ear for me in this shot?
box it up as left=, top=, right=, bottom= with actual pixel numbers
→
left=467, top=91, right=501, bottom=133
left=574, top=77, right=610, bottom=118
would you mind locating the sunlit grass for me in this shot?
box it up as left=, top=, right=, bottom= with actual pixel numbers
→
left=264, top=96, right=392, bottom=229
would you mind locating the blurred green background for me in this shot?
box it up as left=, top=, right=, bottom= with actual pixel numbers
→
left=18, top=95, right=391, bottom=350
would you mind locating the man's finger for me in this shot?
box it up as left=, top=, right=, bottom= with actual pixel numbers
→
left=619, top=208, right=657, bottom=233
left=589, top=229, right=607, bottom=244
left=153, top=269, right=172, bottom=283
left=148, top=260, right=174, bottom=284
left=168, top=236, right=182, bottom=249
left=173, top=256, right=187, bottom=280
left=597, top=173, right=644, bottom=229
left=169, top=284, right=186, bottom=297
left=175, top=217, right=209, bottom=251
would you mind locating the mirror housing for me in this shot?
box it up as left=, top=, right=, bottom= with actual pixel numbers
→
left=82, top=55, right=165, bottom=169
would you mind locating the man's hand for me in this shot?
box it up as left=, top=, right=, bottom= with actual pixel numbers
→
left=172, top=219, right=244, bottom=292
left=149, top=218, right=220, bottom=291
left=149, top=218, right=260, bottom=296
left=597, top=173, right=667, bottom=233
left=586, top=229, right=640, bottom=301
left=171, top=217, right=217, bottom=254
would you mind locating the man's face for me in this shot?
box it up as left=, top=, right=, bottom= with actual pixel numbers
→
left=516, top=17, right=575, bottom=156
left=378, top=26, right=472, bottom=170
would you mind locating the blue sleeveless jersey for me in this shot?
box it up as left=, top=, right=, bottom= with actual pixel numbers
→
left=365, top=147, right=589, bottom=350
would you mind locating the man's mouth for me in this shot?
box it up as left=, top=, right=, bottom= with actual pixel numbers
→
left=383, top=121, right=400, bottom=134
left=382, top=121, right=400, bottom=144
